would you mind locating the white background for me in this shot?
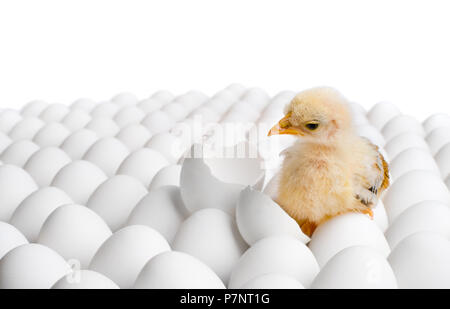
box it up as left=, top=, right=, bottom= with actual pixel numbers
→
left=0, top=0, right=449, bottom=121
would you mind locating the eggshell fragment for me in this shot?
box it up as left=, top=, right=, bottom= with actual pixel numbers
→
left=148, top=165, right=181, bottom=190
left=89, top=225, right=170, bottom=288
left=52, top=270, right=119, bottom=289
left=385, top=201, right=450, bottom=250
left=0, top=140, right=39, bottom=167
left=240, top=273, right=305, bottom=289
left=389, top=148, right=439, bottom=180
left=51, top=160, right=107, bottom=204
left=87, top=175, right=148, bottom=231
left=388, top=231, right=450, bottom=288
left=134, top=251, right=225, bottom=289
left=308, top=213, right=390, bottom=267
left=9, top=187, right=74, bottom=242
left=236, top=187, right=309, bottom=245
left=83, top=137, right=129, bottom=177
left=60, top=129, right=99, bottom=160
left=0, top=222, right=28, bottom=259
left=383, top=170, right=450, bottom=222
left=24, top=147, right=71, bottom=187
left=0, top=165, right=38, bottom=221
left=228, top=236, right=319, bottom=288
left=311, top=246, right=397, bottom=289
left=0, top=244, right=70, bottom=289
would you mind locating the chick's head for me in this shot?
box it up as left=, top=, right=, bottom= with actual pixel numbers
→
left=268, top=87, right=352, bottom=142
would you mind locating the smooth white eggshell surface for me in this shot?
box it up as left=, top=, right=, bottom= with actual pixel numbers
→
left=423, top=113, right=450, bottom=134
left=0, top=222, right=28, bottom=259
left=0, top=140, right=39, bottom=167
left=60, top=129, right=99, bottom=160
left=426, top=127, right=450, bottom=155
left=367, top=101, right=401, bottom=131
left=308, top=213, right=390, bottom=267
left=32, top=123, right=70, bottom=147
left=62, top=110, right=92, bottom=131
left=89, top=225, right=170, bottom=289
left=435, top=143, right=450, bottom=179
left=39, top=104, right=70, bottom=123
left=134, top=251, right=225, bottom=289
left=389, top=147, right=439, bottom=180
left=52, top=270, right=119, bottom=289
left=85, top=117, right=120, bottom=138
left=0, top=243, right=70, bottom=289
left=382, top=114, right=425, bottom=142
left=8, top=117, right=45, bottom=141
left=384, top=132, right=429, bottom=161
left=116, top=124, right=152, bottom=151
left=148, top=165, right=181, bottom=190
left=240, top=273, right=305, bottom=289
left=172, top=208, right=248, bottom=284
left=20, top=100, right=48, bottom=118
left=228, top=236, right=319, bottom=288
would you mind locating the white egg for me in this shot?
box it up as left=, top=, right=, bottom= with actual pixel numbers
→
left=0, top=132, right=12, bottom=153
left=385, top=201, right=450, bottom=250
left=127, top=186, right=188, bottom=243
left=308, top=213, right=390, bottom=267
left=0, top=110, right=23, bottom=133
left=83, top=137, right=130, bottom=177
left=89, top=225, right=170, bottom=288
left=52, top=269, right=119, bottom=289
left=311, top=246, right=397, bottom=289
left=9, top=186, right=74, bottom=242
left=117, top=148, right=169, bottom=186
left=38, top=204, right=112, bottom=268
left=51, top=160, right=107, bottom=204
left=388, top=231, right=450, bottom=288
left=240, top=273, right=305, bottom=289
left=134, top=251, right=225, bottom=289
left=34, top=123, right=71, bottom=149
left=367, top=101, right=401, bottom=131
left=61, top=110, right=92, bottom=131
left=384, top=132, right=429, bottom=160
left=0, top=165, right=37, bottom=221
left=70, top=98, right=96, bottom=113
left=225, top=83, right=247, bottom=97
left=8, top=117, right=45, bottom=141
left=383, top=170, right=450, bottom=222
left=236, top=187, right=309, bottom=245
left=149, top=165, right=181, bottom=190
left=435, top=143, right=450, bottom=179
left=90, top=102, right=120, bottom=118
left=85, top=117, right=120, bottom=138
left=355, top=124, right=385, bottom=148
left=141, top=110, right=175, bottom=134
left=137, top=98, right=163, bottom=113
left=229, top=236, right=319, bottom=288
left=172, top=208, right=247, bottom=283
left=24, top=147, right=71, bottom=187
left=0, top=140, right=39, bottom=167
left=150, top=90, right=175, bottom=103
left=87, top=175, right=148, bottom=231
left=381, top=114, right=425, bottom=142
left=146, top=132, right=186, bottom=163
left=39, top=103, right=70, bottom=123
left=0, top=222, right=28, bottom=259
left=426, top=126, right=450, bottom=155
left=111, top=92, right=138, bottom=107
left=423, top=113, right=450, bottom=134
left=0, top=243, right=70, bottom=289
left=60, top=129, right=99, bottom=160
left=20, top=100, right=48, bottom=117
left=162, top=102, right=189, bottom=121
left=389, top=148, right=439, bottom=180
left=372, top=200, right=389, bottom=232
left=114, top=106, right=145, bottom=128
left=116, top=124, right=152, bottom=151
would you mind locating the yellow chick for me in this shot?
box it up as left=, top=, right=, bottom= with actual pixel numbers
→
left=268, top=87, right=389, bottom=236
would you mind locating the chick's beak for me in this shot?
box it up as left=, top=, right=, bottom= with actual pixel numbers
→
left=268, top=113, right=303, bottom=136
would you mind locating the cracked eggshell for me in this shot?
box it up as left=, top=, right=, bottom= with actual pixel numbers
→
left=0, top=140, right=39, bottom=167
left=8, top=117, right=45, bottom=141
left=311, top=246, right=397, bottom=289
left=308, top=213, right=390, bottom=268
left=384, top=132, right=429, bottom=160
left=0, top=243, right=71, bottom=289
left=116, top=124, right=152, bottom=151
left=117, top=148, right=169, bottom=187
left=388, top=231, right=450, bottom=288
left=24, top=147, right=71, bottom=187
left=229, top=236, right=319, bottom=288
left=33, top=123, right=71, bottom=147
left=148, top=165, right=181, bottom=190
left=127, top=186, right=188, bottom=244
left=389, top=147, right=439, bottom=181
left=83, top=137, right=130, bottom=177
left=172, top=208, right=247, bottom=284
left=51, top=160, right=107, bottom=205
left=385, top=201, right=450, bottom=250
left=367, top=101, right=401, bottom=131
left=240, top=273, right=305, bottom=289
left=9, top=186, right=74, bottom=242
left=52, top=269, right=119, bottom=289
left=60, top=129, right=99, bottom=160
left=0, top=222, right=28, bottom=259
left=236, top=187, right=309, bottom=245
left=38, top=204, right=112, bottom=268
left=383, top=170, right=450, bottom=222
left=382, top=114, right=425, bottom=142
left=134, top=251, right=225, bottom=289
left=0, top=165, right=38, bottom=221
left=426, top=127, right=450, bottom=155
left=89, top=225, right=170, bottom=289
left=87, top=175, right=148, bottom=231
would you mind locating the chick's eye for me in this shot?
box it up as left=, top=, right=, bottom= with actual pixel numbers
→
left=305, top=122, right=319, bottom=130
